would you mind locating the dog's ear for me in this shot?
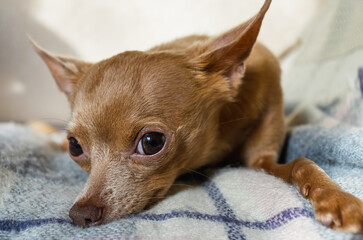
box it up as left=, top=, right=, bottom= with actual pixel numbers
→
left=193, top=0, right=271, bottom=92
left=29, top=37, right=92, bottom=97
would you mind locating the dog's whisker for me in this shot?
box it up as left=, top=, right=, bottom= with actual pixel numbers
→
left=181, top=168, right=213, bottom=181
left=143, top=196, right=166, bottom=201
left=171, top=183, right=194, bottom=187
left=220, top=117, right=248, bottom=125
left=139, top=186, right=167, bottom=196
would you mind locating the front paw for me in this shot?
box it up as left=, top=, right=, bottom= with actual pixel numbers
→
left=311, top=188, right=363, bottom=233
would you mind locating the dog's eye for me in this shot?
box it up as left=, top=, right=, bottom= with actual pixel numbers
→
left=68, top=137, right=84, bottom=157
left=137, top=132, right=166, bottom=155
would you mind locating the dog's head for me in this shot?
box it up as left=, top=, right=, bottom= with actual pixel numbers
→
left=32, top=0, right=271, bottom=227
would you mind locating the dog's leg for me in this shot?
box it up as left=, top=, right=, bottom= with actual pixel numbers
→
left=255, top=156, right=363, bottom=233
left=242, top=107, right=363, bottom=233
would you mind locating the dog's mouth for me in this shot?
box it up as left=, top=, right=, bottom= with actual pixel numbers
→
left=69, top=187, right=170, bottom=227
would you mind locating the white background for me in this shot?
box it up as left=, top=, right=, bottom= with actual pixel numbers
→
left=0, top=0, right=324, bottom=125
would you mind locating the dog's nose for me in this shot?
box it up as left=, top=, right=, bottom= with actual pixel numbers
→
left=69, top=204, right=104, bottom=227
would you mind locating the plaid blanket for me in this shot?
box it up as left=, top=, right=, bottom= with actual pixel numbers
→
left=0, top=70, right=363, bottom=239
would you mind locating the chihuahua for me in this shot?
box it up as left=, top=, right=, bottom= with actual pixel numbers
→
left=31, top=0, right=363, bottom=233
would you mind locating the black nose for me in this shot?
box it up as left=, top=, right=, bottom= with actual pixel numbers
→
left=69, top=204, right=104, bottom=227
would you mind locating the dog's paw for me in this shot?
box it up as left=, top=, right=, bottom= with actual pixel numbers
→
left=312, top=188, right=363, bottom=233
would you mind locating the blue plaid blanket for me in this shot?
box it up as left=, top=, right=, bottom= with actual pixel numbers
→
left=1, top=71, right=363, bottom=239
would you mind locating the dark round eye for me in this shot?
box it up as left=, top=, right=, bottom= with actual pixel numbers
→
left=68, top=137, right=84, bottom=157
left=137, top=132, right=166, bottom=155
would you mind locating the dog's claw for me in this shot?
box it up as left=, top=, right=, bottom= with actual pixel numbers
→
left=312, top=189, right=363, bottom=233
left=317, top=213, right=334, bottom=227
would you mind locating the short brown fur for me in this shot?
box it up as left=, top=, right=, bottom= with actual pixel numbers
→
left=31, top=0, right=363, bottom=232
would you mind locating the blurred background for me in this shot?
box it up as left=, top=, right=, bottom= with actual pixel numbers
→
left=2, top=0, right=362, bottom=127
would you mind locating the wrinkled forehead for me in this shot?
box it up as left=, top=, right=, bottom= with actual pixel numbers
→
left=76, top=50, right=197, bottom=107
left=69, top=51, right=197, bottom=144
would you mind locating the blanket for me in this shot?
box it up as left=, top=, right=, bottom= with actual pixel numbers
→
left=1, top=69, right=363, bottom=240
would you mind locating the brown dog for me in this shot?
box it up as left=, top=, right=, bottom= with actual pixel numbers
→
left=30, top=0, right=363, bottom=233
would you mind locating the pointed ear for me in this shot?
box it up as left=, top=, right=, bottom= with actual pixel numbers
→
left=194, top=0, right=271, bottom=88
left=29, top=37, right=92, bottom=97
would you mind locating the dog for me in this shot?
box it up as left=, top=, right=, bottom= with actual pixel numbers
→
left=30, top=0, right=363, bottom=233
